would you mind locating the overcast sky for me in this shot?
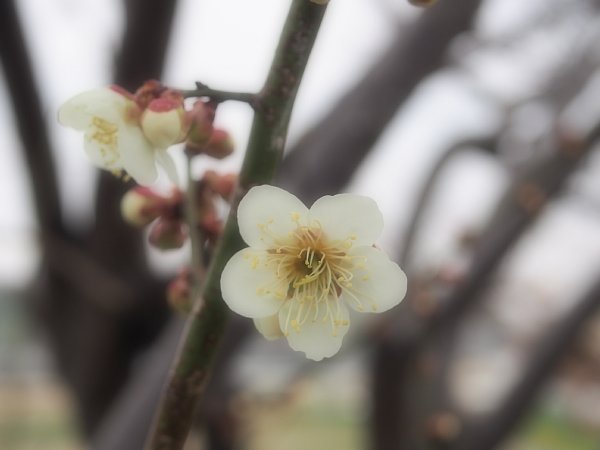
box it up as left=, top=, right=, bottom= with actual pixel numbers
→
left=2, top=0, right=599, bottom=314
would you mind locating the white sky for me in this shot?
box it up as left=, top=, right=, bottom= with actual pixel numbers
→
left=1, top=0, right=599, bottom=305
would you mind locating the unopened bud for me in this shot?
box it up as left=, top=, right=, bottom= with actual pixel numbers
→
left=203, top=170, right=237, bottom=199
left=149, top=218, right=187, bottom=250
left=200, top=210, right=223, bottom=242
left=134, top=79, right=164, bottom=109
left=185, top=101, right=215, bottom=152
left=167, top=269, right=193, bottom=314
left=203, top=129, right=234, bottom=159
left=120, top=187, right=165, bottom=227
left=141, top=98, right=187, bottom=149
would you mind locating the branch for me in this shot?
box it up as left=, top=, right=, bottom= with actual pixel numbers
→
left=144, top=2, right=328, bottom=449
left=455, top=275, right=600, bottom=450
left=0, top=0, right=63, bottom=236
left=277, top=0, right=484, bottom=204
left=181, top=83, right=258, bottom=106
left=397, top=136, right=501, bottom=268
left=370, top=118, right=600, bottom=450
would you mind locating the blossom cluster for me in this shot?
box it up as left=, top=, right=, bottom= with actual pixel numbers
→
left=58, top=80, right=233, bottom=185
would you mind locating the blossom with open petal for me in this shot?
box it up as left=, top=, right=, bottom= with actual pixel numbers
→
left=220, top=185, right=407, bottom=360
left=58, top=87, right=179, bottom=185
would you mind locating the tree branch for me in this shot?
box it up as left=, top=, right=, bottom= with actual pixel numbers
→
left=455, top=275, right=600, bottom=450
left=0, top=0, right=63, bottom=236
left=278, top=0, right=484, bottom=204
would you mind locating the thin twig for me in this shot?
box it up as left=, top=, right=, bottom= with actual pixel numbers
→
left=180, top=83, right=258, bottom=107
left=144, top=2, right=328, bottom=449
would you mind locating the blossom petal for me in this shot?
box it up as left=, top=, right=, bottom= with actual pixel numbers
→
left=309, top=194, right=383, bottom=247
left=118, top=126, right=159, bottom=185
left=343, top=246, right=407, bottom=314
left=220, top=249, right=284, bottom=318
left=253, top=315, right=284, bottom=341
left=155, top=148, right=180, bottom=185
left=83, top=130, right=123, bottom=170
left=58, top=87, right=130, bottom=130
left=237, top=185, right=308, bottom=249
left=278, top=301, right=350, bottom=361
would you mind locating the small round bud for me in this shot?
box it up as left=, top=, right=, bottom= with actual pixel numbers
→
left=167, top=269, right=193, bottom=314
left=141, top=98, right=187, bottom=149
left=185, top=101, right=215, bottom=152
left=134, top=79, right=164, bottom=109
left=202, top=129, right=234, bottom=159
left=203, top=170, right=237, bottom=200
left=120, top=187, right=165, bottom=227
left=200, top=210, right=223, bottom=242
left=149, top=218, right=187, bottom=250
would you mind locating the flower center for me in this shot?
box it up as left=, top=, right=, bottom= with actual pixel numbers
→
left=257, top=218, right=363, bottom=336
left=90, top=117, right=120, bottom=167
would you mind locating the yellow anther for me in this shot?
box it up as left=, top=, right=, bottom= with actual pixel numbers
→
left=362, top=275, right=370, bottom=281
left=290, top=319, right=301, bottom=332
left=291, top=212, right=301, bottom=222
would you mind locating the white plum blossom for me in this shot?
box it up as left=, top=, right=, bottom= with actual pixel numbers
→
left=220, top=185, right=407, bottom=360
left=58, top=87, right=179, bottom=185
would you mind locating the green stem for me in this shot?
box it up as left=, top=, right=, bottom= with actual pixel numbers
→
left=185, top=155, right=204, bottom=281
left=145, top=2, right=328, bottom=449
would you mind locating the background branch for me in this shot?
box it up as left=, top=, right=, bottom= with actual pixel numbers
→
left=278, top=0, right=484, bottom=204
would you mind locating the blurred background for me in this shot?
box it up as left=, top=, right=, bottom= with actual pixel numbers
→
left=1, top=0, right=600, bottom=449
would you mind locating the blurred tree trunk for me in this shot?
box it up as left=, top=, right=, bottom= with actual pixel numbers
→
left=0, top=0, right=178, bottom=436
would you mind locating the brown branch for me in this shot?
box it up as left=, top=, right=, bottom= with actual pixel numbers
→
left=0, top=0, right=63, bottom=236
left=370, top=118, right=600, bottom=450
left=397, top=136, right=501, bottom=268
left=454, top=275, right=600, bottom=450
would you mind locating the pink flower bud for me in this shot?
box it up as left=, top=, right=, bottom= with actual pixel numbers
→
left=202, top=129, right=234, bottom=159
left=141, top=98, right=187, bottom=149
left=120, top=186, right=166, bottom=227
left=149, top=218, right=187, bottom=250
left=167, top=269, right=193, bottom=314
left=200, top=210, right=223, bottom=243
left=184, top=101, right=215, bottom=153
left=203, top=170, right=237, bottom=200
left=134, top=79, right=164, bottom=109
